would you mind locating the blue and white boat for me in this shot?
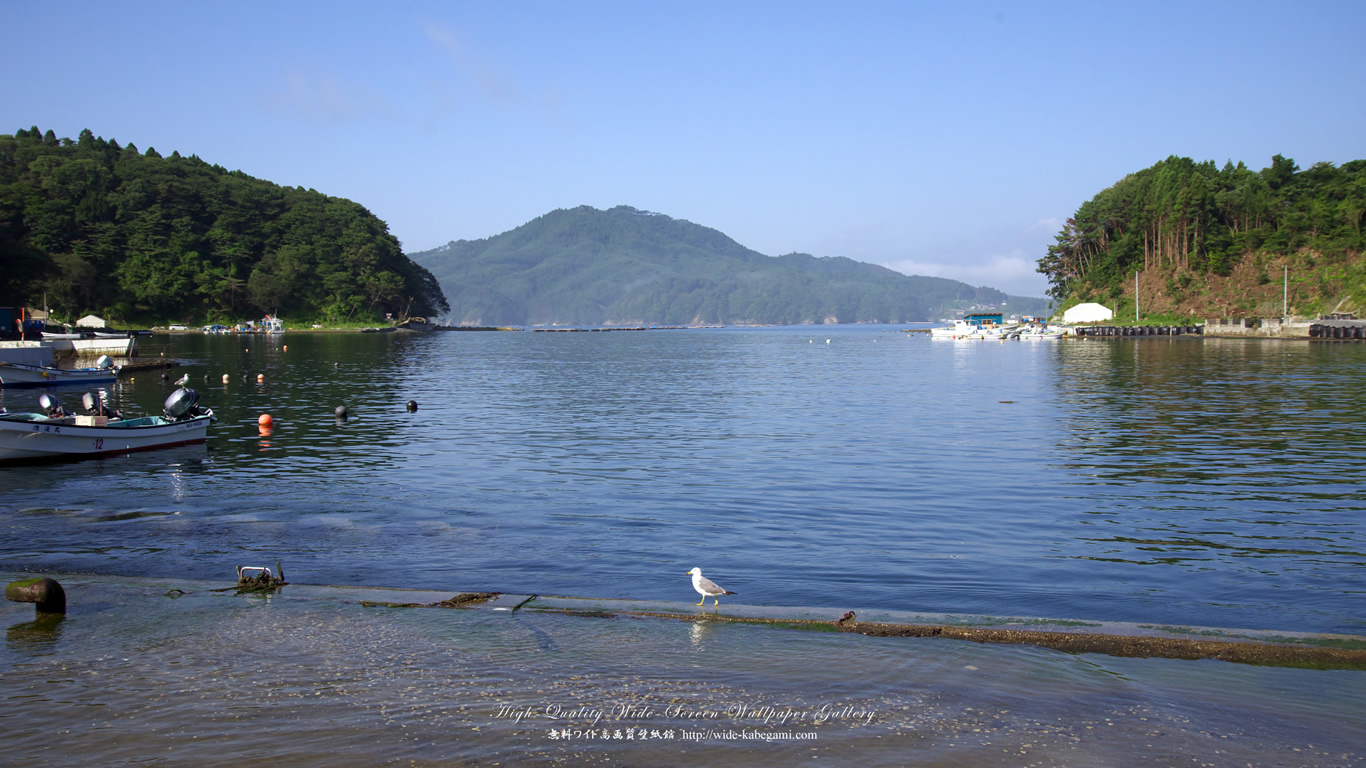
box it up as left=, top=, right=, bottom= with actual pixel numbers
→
left=930, top=313, right=1013, bottom=340
left=0, top=356, right=121, bottom=388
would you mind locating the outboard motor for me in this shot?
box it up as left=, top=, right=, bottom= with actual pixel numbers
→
left=81, top=391, right=122, bottom=420
left=163, top=387, right=212, bottom=421
left=38, top=393, right=66, bottom=419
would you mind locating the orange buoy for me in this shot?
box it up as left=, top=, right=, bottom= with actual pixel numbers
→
left=283, top=345, right=288, bottom=352
left=258, top=413, right=274, bottom=428
left=256, top=373, right=265, bottom=382
left=222, top=374, right=229, bottom=383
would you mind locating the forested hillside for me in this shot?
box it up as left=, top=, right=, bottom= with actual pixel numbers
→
left=0, top=127, right=447, bottom=325
left=411, top=206, right=1046, bottom=326
left=1039, top=155, right=1366, bottom=318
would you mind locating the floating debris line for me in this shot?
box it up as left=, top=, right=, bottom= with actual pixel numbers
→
left=360, top=592, right=504, bottom=609
left=35, top=568, right=1364, bottom=670
left=549, top=608, right=1366, bottom=671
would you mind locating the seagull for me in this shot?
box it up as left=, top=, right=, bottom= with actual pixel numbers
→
left=173, top=373, right=190, bottom=386
left=687, top=567, right=736, bottom=607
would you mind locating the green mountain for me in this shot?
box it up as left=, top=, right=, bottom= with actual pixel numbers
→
left=409, top=206, right=1046, bottom=326
left=0, top=126, right=447, bottom=325
left=1039, top=155, right=1366, bottom=319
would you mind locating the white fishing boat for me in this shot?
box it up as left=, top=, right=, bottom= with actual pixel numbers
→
left=0, top=388, right=214, bottom=463
left=930, top=313, right=1013, bottom=340
left=56, top=335, right=137, bottom=357
left=0, top=356, right=120, bottom=388
left=1015, top=324, right=1067, bottom=340
left=32, top=321, right=138, bottom=357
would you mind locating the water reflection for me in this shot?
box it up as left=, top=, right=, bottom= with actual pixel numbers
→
left=1048, top=339, right=1366, bottom=628
left=0, top=444, right=209, bottom=492
left=688, top=619, right=717, bottom=650
left=5, top=613, right=64, bottom=651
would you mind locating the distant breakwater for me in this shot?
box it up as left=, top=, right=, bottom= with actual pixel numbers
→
left=1073, top=325, right=1203, bottom=338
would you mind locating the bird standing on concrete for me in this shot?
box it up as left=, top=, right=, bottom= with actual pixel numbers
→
left=687, top=567, right=736, bottom=607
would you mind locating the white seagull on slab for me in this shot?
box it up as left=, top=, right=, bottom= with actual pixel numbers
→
left=687, top=567, right=736, bottom=607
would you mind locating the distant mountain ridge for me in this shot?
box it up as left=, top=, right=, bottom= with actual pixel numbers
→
left=409, top=205, right=1046, bottom=326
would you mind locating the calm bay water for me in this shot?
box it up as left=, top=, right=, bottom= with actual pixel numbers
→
left=3, top=327, right=1364, bottom=766
left=2, top=327, right=1364, bottom=634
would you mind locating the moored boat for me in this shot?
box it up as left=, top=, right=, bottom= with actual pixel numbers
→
left=0, top=358, right=121, bottom=388
left=60, top=335, right=137, bottom=357
left=0, top=387, right=215, bottom=463
left=0, top=340, right=56, bottom=367
left=1015, top=324, right=1067, bottom=340
left=930, top=313, right=1013, bottom=340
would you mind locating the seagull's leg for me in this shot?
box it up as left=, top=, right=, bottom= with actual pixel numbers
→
left=696, top=597, right=705, bottom=606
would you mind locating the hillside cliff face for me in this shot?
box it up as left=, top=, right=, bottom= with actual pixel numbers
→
left=410, top=206, right=1046, bottom=325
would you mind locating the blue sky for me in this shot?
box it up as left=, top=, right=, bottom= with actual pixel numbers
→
left=3, top=1, right=1363, bottom=297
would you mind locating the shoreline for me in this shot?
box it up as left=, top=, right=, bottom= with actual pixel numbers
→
left=141, top=320, right=1366, bottom=340
left=10, top=572, right=1361, bottom=670
left=5, top=571, right=1362, bottom=766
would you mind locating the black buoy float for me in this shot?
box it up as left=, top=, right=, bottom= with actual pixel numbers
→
left=406, top=400, right=418, bottom=412
left=6, top=577, right=66, bottom=615
left=335, top=405, right=349, bottom=418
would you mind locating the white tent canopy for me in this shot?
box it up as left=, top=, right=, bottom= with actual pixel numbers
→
left=77, top=315, right=108, bottom=328
left=1062, top=303, right=1114, bottom=323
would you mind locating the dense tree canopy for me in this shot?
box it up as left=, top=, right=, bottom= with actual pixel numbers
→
left=0, top=126, right=447, bottom=324
left=411, top=206, right=1046, bottom=325
left=1038, top=155, right=1366, bottom=309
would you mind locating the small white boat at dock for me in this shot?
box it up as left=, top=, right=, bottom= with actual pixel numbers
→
left=931, top=313, right=1068, bottom=341
left=1014, top=324, right=1067, bottom=340
left=0, top=356, right=121, bottom=388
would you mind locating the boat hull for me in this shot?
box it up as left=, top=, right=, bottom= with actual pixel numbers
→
left=0, top=363, right=120, bottom=388
left=48, top=336, right=136, bottom=357
left=0, top=341, right=56, bottom=367
left=0, top=414, right=211, bottom=463
left=930, top=325, right=1007, bottom=340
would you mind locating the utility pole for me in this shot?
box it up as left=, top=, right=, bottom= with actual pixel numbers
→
left=1283, top=266, right=1288, bottom=319
left=1135, top=271, right=1140, bottom=322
